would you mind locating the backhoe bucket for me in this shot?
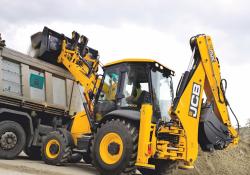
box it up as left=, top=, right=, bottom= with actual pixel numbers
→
left=198, top=105, right=233, bottom=151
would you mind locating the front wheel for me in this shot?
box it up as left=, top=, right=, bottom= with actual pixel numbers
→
left=42, top=131, right=71, bottom=165
left=91, top=119, right=138, bottom=175
left=0, top=121, right=26, bottom=159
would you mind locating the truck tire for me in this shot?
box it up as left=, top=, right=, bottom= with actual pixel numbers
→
left=24, top=146, right=42, bottom=160
left=91, top=119, right=138, bottom=175
left=42, top=131, right=71, bottom=165
left=139, top=159, right=178, bottom=175
left=0, top=121, right=26, bottom=159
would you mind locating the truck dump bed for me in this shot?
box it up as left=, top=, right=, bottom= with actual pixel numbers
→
left=0, top=46, right=83, bottom=117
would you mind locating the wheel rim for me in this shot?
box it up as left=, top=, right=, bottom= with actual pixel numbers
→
left=99, top=132, right=123, bottom=165
left=0, top=132, right=17, bottom=150
left=45, top=139, right=60, bottom=159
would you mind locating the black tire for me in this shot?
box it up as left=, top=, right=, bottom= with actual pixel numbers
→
left=24, top=146, right=42, bottom=160
left=156, top=160, right=178, bottom=175
left=139, top=159, right=178, bottom=175
left=42, top=131, right=71, bottom=165
left=82, top=154, right=92, bottom=164
left=0, top=121, right=26, bottom=159
left=91, top=119, right=138, bottom=175
left=138, top=168, right=154, bottom=175
left=68, top=153, right=82, bottom=163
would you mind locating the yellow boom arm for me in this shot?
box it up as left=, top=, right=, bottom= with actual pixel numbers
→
left=172, top=35, right=239, bottom=165
left=57, top=39, right=101, bottom=112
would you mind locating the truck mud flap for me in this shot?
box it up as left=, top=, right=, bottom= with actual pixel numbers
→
left=198, top=105, right=232, bottom=151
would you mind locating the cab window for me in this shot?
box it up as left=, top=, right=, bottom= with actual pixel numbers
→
left=121, top=65, right=149, bottom=109
left=151, top=70, right=172, bottom=121
left=99, top=72, right=119, bottom=101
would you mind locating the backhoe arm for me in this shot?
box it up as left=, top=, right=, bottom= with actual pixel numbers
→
left=169, top=34, right=239, bottom=166
left=194, top=35, right=239, bottom=142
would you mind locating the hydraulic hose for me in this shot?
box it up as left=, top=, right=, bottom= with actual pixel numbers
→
left=220, top=78, right=240, bottom=134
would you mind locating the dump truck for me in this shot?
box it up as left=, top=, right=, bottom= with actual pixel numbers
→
left=0, top=42, right=85, bottom=160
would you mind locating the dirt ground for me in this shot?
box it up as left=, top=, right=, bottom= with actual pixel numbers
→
left=174, top=127, right=250, bottom=175
left=0, top=128, right=249, bottom=175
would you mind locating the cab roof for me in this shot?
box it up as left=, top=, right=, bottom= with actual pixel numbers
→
left=104, top=58, right=175, bottom=75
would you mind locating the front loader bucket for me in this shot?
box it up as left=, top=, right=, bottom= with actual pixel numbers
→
left=30, top=27, right=65, bottom=67
left=30, top=26, right=99, bottom=68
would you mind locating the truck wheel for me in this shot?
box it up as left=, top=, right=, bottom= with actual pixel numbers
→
left=24, top=146, right=41, bottom=160
left=42, top=131, right=71, bottom=165
left=0, top=121, right=26, bottom=159
left=139, top=159, right=178, bottom=175
left=91, top=119, right=138, bottom=175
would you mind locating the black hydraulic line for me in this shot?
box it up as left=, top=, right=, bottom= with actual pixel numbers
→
left=68, top=81, right=75, bottom=113
left=228, top=104, right=240, bottom=134
left=83, top=102, right=96, bottom=132
left=220, top=78, right=240, bottom=135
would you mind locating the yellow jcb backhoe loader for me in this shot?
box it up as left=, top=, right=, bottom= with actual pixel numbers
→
left=31, top=27, right=239, bottom=175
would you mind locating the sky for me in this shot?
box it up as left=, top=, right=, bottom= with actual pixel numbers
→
left=0, top=0, right=249, bottom=126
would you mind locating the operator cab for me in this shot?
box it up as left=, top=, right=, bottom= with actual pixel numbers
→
left=94, top=59, right=175, bottom=122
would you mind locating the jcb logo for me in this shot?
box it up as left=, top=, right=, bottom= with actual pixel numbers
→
left=189, top=83, right=201, bottom=118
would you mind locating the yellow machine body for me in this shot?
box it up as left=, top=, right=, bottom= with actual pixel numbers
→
left=36, top=27, right=239, bottom=174
left=70, top=111, right=91, bottom=145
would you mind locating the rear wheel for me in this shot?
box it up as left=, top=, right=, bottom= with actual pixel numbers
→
left=91, top=119, right=138, bottom=175
left=0, top=121, right=26, bottom=159
left=42, top=131, right=71, bottom=165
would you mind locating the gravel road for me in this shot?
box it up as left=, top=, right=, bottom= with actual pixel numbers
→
left=0, top=153, right=97, bottom=175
